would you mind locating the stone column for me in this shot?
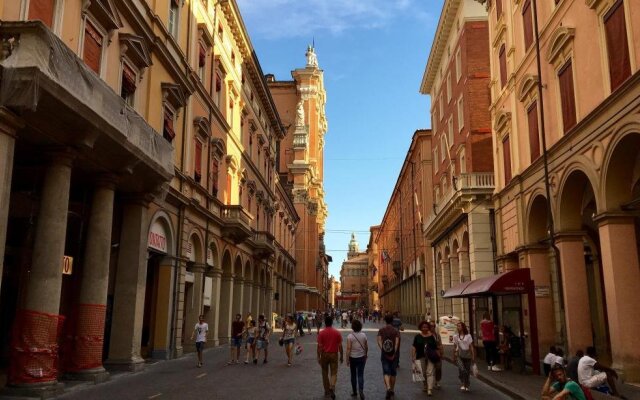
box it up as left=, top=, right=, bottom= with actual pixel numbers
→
left=266, top=286, right=273, bottom=324
left=556, top=232, right=592, bottom=355
left=458, top=248, right=470, bottom=322
left=69, top=177, right=116, bottom=381
left=252, top=282, right=260, bottom=317
left=276, top=277, right=282, bottom=316
left=106, top=196, right=150, bottom=372
left=450, top=255, right=463, bottom=319
left=243, top=279, right=253, bottom=320
left=0, top=108, right=22, bottom=297
left=260, top=285, right=267, bottom=315
left=232, top=277, right=244, bottom=319
left=10, top=150, right=73, bottom=388
left=440, top=259, right=451, bottom=316
left=218, top=273, right=234, bottom=344
left=184, top=264, right=205, bottom=352
left=597, top=214, right=640, bottom=382
left=209, top=268, right=223, bottom=346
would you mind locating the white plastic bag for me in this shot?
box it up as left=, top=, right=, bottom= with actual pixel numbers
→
left=412, top=360, right=425, bottom=383
left=472, top=363, right=479, bottom=377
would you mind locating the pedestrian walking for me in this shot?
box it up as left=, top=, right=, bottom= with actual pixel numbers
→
left=191, top=314, right=208, bottom=368
left=297, top=312, right=305, bottom=336
left=228, top=313, right=245, bottom=365
left=346, top=319, right=368, bottom=399
left=480, top=311, right=501, bottom=371
left=315, top=311, right=323, bottom=334
left=453, top=321, right=476, bottom=392
left=255, top=314, right=270, bottom=364
left=317, top=315, right=343, bottom=399
left=377, top=314, right=400, bottom=399
left=281, top=314, right=298, bottom=366
left=429, top=321, right=443, bottom=389
left=411, top=321, right=439, bottom=396
left=307, top=313, right=313, bottom=335
left=243, top=320, right=257, bottom=364
left=391, top=312, right=404, bottom=369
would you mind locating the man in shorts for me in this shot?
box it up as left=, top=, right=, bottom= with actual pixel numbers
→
left=228, top=313, right=244, bottom=365
left=255, top=314, right=270, bottom=364
left=578, top=346, right=626, bottom=399
left=191, top=314, right=208, bottom=368
left=391, top=312, right=404, bottom=368
left=378, top=314, right=400, bottom=399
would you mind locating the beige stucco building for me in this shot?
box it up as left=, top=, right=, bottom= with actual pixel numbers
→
left=338, top=234, right=369, bottom=310
left=420, top=0, right=496, bottom=332
left=478, top=0, right=640, bottom=382
left=0, top=0, right=302, bottom=395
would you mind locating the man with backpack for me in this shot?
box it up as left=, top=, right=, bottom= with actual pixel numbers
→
left=377, top=314, right=400, bottom=399
left=541, top=364, right=589, bottom=400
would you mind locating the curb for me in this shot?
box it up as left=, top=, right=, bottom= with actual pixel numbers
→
left=442, top=356, right=528, bottom=400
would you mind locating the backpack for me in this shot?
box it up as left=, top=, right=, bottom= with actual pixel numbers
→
left=381, top=329, right=396, bottom=360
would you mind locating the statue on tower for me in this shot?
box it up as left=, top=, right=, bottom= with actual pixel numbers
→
left=295, top=100, right=305, bottom=127
left=306, top=45, right=318, bottom=68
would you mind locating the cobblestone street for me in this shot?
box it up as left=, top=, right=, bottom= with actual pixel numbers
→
left=59, top=322, right=510, bottom=400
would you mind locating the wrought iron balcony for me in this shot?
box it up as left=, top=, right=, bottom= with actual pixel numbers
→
left=252, top=230, right=276, bottom=259
left=221, top=205, right=253, bottom=243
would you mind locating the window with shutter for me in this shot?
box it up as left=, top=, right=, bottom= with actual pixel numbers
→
left=558, top=60, right=576, bottom=133
left=604, top=0, right=631, bottom=91
left=83, top=21, right=103, bottom=74
left=194, top=140, right=202, bottom=183
left=225, top=173, right=232, bottom=205
left=503, top=136, right=512, bottom=185
left=499, top=44, right=507, bottom=88
left=527, top=102, right=540, bottom=162
left=210, top=158, right=219, bottom=195
left=121, top=64, right=137, bottom=105
left=29, top=0, right=55, bottom=28
left=163, top=111, right=176, bottom=142
left=496, top=0, right=503, bottom=18
left=522, top=0, right=533, bottom=51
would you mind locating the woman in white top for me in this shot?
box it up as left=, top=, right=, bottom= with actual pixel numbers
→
left=453, top=321, right=476, bottom=392
left=281, top=315, right=298, bottom=366
left=243, top=320, right=257, bottom=364
left=346, top=319, right=368, bottom=399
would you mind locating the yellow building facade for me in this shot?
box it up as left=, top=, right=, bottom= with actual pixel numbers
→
left=0, top=0, right=299, bottom=395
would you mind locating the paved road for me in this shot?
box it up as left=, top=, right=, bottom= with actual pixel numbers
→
left=60, top=322, right=511, bottom=399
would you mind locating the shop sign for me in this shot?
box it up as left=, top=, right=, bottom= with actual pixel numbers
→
left=148, top=221, right=167, bottom=253
left=62, top=256, right=73, bottom=275
left=535, top=285, right=550, bottom=297
left=438, top=315, right=460, bottom=345
left=185, top=271, right=195, bottom=283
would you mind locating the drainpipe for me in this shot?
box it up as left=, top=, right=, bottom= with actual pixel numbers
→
left=531, top=0, right=566, bottom=347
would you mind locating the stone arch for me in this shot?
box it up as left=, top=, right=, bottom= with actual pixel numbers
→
left=234, top=254, right=243, bottom=278
left=601, top=128, right=640, bottom=211
left=460, top=232, right=470, bottom=282
left=557, top=168, right=599, bottom=232
left=526, top=193, right=550, bottom=244
left=221, top=249, right=232, bottom=276
left=187, top=229, right=204, bottom=263
left=208, top=240, right=219, bottom=268
left=147, top=210, right=176, bottom=255
left=244, top=259, right=253, bottom=281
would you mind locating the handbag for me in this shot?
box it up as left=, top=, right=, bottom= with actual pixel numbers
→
left=412, top=360, right=425, bottom=383
left=472, top=363, right=479, bottom=377
left=426, top=346, right=441, bottom=363
left=278, top=338, right=284, bottom=346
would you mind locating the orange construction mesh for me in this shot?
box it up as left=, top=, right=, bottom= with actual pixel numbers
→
left=8, top=309, right=65, bottom=384
left=65, top=303, right=107, bottom=372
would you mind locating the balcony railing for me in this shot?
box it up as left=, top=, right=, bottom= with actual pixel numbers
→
left=221, top=205, right=252, bottom=243
left=252, top=231, right=275, bottom=259
left=424, top=172, right=495, bottom=229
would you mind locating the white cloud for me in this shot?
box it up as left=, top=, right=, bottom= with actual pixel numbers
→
left=236, top=0, right=426, bottom=39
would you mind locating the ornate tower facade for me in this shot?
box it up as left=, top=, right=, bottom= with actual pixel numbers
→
left=269, top=46, right=329, bottom=311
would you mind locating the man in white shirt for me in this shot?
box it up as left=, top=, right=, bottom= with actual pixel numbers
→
left=578, top=346, right=626, bottom=399
left=191, top=314, right=208, bottom=368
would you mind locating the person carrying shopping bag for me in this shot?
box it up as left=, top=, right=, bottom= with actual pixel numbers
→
left=453, top=321, right=476, bottom=392
left=411, top=321, right=439, bottom=396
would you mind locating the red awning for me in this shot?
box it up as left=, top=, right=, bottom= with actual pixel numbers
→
left=443, top=268, right=532, bottom=298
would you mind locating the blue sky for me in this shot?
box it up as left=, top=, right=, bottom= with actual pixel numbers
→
left=237, top=0, right=444, bottom=278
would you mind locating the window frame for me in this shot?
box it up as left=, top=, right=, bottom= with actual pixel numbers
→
left=168, top=0, right=180, bottom=39
left=80, top=16, right=108, bottom=77
left=557, top=59, right=577, bottom=134
left=120, top=59, right=139, bottom=107
left=522, top=0, right=534, bottom=51
left=457, top=96, right=464, bottom=132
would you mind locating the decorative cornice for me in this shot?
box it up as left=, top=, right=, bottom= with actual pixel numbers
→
left=119, top=33, right=152, bottom=69
left=547, top=27, right=575, bottom=67
left=517, top=74, right=539, bottom=102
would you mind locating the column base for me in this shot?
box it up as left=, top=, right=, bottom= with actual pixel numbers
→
left=1, top=381, right=64, bottom=399
left=174, top=345, right=184, bottom=358
left=64, top=367, right=110, bottom=384
left=104, top=357, right=145, bottom=373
